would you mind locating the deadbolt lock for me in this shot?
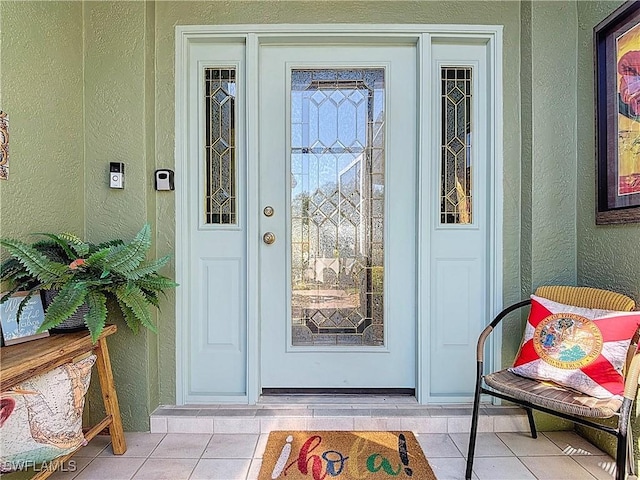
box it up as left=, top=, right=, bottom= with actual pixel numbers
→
left=263, top=232, right=276, bottom=245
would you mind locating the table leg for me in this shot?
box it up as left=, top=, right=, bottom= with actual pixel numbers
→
left=94, top=337, right=127, bottom=454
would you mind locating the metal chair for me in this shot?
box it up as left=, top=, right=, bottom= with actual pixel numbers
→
left=466, top=286, right=638, bottom=480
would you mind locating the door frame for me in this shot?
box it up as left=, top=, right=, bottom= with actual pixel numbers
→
left=175, top=24, right=504, bottom=405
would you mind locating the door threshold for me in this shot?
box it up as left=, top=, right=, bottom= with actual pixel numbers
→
left=261, top=388, right=415, bottom=396
left=258, top=391, right=419, bottom=406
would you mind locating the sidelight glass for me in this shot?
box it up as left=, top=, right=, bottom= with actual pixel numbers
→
left=440, top=67, right=472, bottom=224
left=290, top=69, right=385, bottom=347
left=205, top=67, right=236, bottom=225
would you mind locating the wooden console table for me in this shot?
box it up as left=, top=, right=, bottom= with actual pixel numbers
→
left=0, top=324, right=126, bottom=479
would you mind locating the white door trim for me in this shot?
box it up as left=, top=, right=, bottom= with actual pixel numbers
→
left=174, top=24, right=503, bottom=405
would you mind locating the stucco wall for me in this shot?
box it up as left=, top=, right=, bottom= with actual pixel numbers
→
left=4, top=0, right=619, bottom=438
left=0, top=1, right=157, bottom=431
left=0, top=1, right=84, bottom=238
left=0, top=0, right=533, bottom=429
left=518, top=0, right=581, bottom=431
left=514, top=0, right=580, bottom=363
left=576, top=5, right=640, bottom=310
left=154, top=0, right=526, bottom=406
left=576, top=0, right=640, bottom=461
left=81, top=0, right=158, bottom=432
left=530, top=1, right=578, bottom=288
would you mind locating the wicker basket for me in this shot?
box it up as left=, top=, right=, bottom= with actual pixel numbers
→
left=42, top=290, right=89, bottom=332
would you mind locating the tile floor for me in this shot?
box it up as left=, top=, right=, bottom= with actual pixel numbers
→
left=40, top=429, right=617, bottom=480
left=1, top=398, right=620, bottom=479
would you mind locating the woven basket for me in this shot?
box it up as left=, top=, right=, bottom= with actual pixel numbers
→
left=42, top=290, right=89, bottom=332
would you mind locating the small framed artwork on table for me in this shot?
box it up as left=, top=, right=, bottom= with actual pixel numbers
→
left=0, top=292, right=49, bottom=346
left=595, top=0, right=640, bottom=224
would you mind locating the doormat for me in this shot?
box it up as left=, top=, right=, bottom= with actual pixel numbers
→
left=258, top=431, right=436, bottom=480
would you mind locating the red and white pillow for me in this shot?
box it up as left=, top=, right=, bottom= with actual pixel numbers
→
left=509, top=295, right=640, bottom=399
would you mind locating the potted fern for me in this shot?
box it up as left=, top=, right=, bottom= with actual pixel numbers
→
left=0, top=224, right=177, bottom=342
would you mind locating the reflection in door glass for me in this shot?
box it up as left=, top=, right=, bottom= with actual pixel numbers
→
left=290, top=69, right=385, bottom=346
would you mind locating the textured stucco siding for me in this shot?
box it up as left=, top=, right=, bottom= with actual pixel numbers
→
left=0, top=1, right=84, bottom=239
left=576, top=0, right=640, bottom=461
left=577, top=0, right=640, bottom=306
left=530, top=1, right=578, bottom=289
left=153, top=0, right=525, bottom=407
left=5, top=3, right=638, bottom=460
left=82, top=0, right=157, bottom=431
left=0, top=0, right=529, bottom=431
left=515, top=1, right=580, bottom=432
left=0, top=1, right=157, bottom=431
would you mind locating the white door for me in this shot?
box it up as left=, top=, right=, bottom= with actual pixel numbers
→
left=258, top=44, right=418, bottom=389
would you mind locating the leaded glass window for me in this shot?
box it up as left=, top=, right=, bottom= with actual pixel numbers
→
left=290, top=69, right=385, bottom=347
left=205, top=68, right=236, bottom=225
left=440, top=67, right=472, bottom=224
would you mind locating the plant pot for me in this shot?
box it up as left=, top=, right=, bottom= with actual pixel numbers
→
left=42, top=290, right=89, bottom=333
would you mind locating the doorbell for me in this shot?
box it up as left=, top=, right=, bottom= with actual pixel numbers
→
left=109, top=162, right=124, bottom=189
left=155, top=169, right=174, bottom=191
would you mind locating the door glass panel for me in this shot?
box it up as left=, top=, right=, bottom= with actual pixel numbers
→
left=290, top=69, right=385, bottom=347
left=440, top=67, right=472, bottom=224
left=205, top=67, right=236, bottom=225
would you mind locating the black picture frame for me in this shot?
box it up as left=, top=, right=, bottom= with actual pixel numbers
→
left=595, top=0, right=640, bottom=224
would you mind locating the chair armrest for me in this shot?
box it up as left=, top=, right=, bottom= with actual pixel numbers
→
left=477, top=299, right=531, bottom=362
left=623, top=351, right=640, bottom=400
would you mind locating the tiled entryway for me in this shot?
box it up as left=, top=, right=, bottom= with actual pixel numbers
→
left=19, top=398, right=625, bottom=480
left=47, top=430, right=617, bottom=480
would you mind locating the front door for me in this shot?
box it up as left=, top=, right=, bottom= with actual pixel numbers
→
left=259, top=44, right=418, bottom=389
left=177, top=26, right=502, bottom=403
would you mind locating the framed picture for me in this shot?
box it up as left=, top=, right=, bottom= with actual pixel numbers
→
left=0, top=291, right=49, bottom=346
left=595, top=0, right=640, bottom=224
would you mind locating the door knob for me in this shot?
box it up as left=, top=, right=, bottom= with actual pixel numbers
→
left=263, top=206, right=274, bottom=217
left=263, top=232, right=276, bottom=245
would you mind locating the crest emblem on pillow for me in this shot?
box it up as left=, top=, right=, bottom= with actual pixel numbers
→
left=510, top=295, right=640, bottom=399
left=533, top=313, right=603, bottom=370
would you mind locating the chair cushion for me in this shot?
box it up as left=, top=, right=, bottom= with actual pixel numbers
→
left=509, top=295, right=640, bottom=399
left=485, top=370, right=623, bottom=418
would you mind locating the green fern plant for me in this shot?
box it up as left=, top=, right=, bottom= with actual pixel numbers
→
left=0, top=224, right=177, bottom=342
